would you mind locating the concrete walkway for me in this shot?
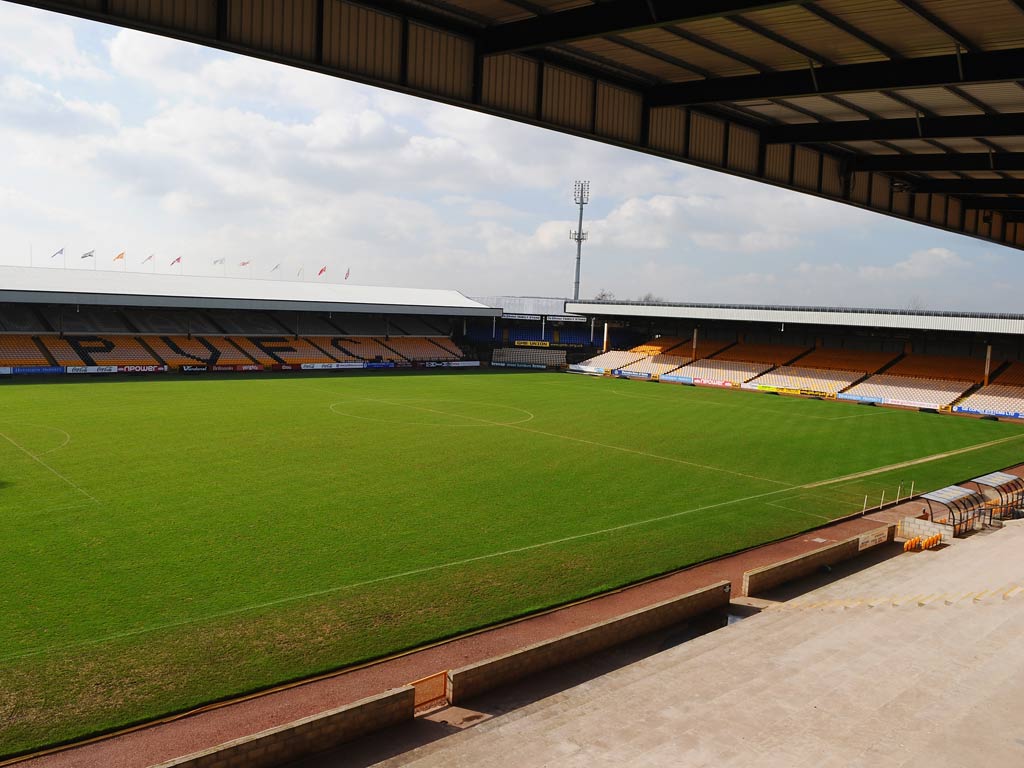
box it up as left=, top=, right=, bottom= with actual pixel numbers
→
left=318, top=522, right=1024, bottom=768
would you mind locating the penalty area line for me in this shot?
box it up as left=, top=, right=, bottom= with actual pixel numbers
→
left=0, top=431, right=100, bottom=505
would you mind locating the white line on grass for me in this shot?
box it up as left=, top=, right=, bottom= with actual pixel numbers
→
left=801, top=432, right=1024, bottom=488
left=7, top=428, right=1022, bottom=662
left=765, top=501, right=833, bottom=521
left=340, top=396, right=793, bottom=486
left=0, top=482, right=800, bottom=663
left=0, top=431, right=100, bottom=505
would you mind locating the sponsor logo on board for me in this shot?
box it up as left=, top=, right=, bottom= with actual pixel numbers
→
left=514, top=340, right=551, bottom=348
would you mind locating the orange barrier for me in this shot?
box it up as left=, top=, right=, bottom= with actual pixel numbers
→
left=410, top=670, right=448, bottom=712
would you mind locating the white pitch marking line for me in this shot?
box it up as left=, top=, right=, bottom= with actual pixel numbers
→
left=0, top=431, right=100, bottom=505
left=802, top=432, right=1024, bottom=488
left=1, top=482, right=802, bottom=662
left=349, top=396, right=792, bottom=486
left=10, top=427, right=1019, bottom=662
left=764, top=501, right=833, bottom=521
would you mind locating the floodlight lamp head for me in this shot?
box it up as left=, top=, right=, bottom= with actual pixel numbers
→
left=574, top=180, right=590, bottom=205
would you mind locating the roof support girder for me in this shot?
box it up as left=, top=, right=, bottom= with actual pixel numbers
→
left=912, top=179, right=1024, bottom=194
left=479, top=0, right=806, bottom=55
left=764, top=114, right=1024, bottom=143
left=648, top=48, right=1024, bottom=106
left=853, top=153, right=1024, bottom=172
left=958, top=197, right=1024, bottom=211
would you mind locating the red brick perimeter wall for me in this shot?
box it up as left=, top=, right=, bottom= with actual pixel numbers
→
left=447, top=581, right=731, bottom=704
left=151, top=686, right=414, bottom=768
left=742, top=525, right=895, bottom=596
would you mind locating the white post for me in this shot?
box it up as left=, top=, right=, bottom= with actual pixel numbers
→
left=880, top=490, right=886, bottom=508
left=590, top=316, right=595, bottom=344
left=910, top=480, right=915, bottom=498
left=896, top=481, right=903, bottom=504
left=862, top=495, right=868, bottom=513
left=603, top=322, right=609, bottom=352
left=984, top=344, right=992, bottom=386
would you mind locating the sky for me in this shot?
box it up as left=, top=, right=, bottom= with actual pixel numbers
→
left=1, top=3, right=1022, bottom=311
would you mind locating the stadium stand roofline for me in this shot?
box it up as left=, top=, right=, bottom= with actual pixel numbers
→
left=472, top=296, right=584, bottom=319
left=565, top=299, right=1024, bottom=335
left=0, top=266, right=499, bottom=317
left=18, top=0, right=1024, bottom=253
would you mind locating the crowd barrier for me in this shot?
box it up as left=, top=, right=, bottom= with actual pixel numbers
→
left=152, top=687, right=415, bottom=768
left=611, top=369, right=651, bottom=380
left=447, top=581, right=730, bottom=705
left=953, top=405, right=1023, bottom=419
left=491, top=362, right=548, bottom=369
left=837, top=393, right=941, bottom=409
left=741, top=525, right=894, bottom=596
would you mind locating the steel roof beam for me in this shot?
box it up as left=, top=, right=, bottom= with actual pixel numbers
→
left=911, top=179, right=1024, bottom=195
left=853, top=153, right=1024, bottom=172
left=764, top=114, right=1024, bottom=143
left=479, top=0, right=808, bottom=54
left=959, top=197, right=1024, bottom=211
left=648, top=48, right=1024, bottom=106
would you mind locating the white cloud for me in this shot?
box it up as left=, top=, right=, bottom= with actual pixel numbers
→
left=0, top=4, right=106, bottom=80
left=1, top=5, right=1023, bottom=308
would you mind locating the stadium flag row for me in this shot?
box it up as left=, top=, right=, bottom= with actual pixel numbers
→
left=0, top=361, right=481, bottom=376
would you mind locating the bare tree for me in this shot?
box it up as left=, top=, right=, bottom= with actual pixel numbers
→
left=906, top=295, right=926, bottom=311
left=637, top=292, right=665, bottom=303
left=594, top=289, right=615, bottom=301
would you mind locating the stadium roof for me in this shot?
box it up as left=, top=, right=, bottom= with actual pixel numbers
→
left=565, top=298, right=1024, bottom=335
left=0, top=266, right=499, bottom=316
left=472, top=296, right=584, bottom=319
left=18, top=0, right=1024, bottom=253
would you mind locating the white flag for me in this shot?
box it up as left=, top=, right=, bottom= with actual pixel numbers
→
left=51, top=247, right=64, bottom=259
left=81, top=250, right=95, bottom=259
left=213, top=257, right=225, bottom=265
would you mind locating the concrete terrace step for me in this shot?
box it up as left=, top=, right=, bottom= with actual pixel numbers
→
left=360, top=521, right=1024, bottom=768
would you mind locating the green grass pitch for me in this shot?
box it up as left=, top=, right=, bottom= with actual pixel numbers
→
left=2, top=369, right=1022, bottom=756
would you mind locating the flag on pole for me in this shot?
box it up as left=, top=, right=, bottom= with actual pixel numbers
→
left=344, top=267, right=350, bottom=280
left=297, top=266, right=304, bottom=278
left=51, top=247, right=64, bottom=259
left=142, top=254, right=155, bottom=264
left=240, top=260, right=251, bottom=267
left=318, top=266, right=327, bottom=276
left=113, top=252, right=125, bottom=262
left=271, top=263, right=280, bottom=273
left=170, top=256, right=182, bottom=266
left=81, top=250, right=95, bottom=259
left=213, top=257, right=225, bottom=265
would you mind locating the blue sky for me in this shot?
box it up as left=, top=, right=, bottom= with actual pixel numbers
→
left=1, top=2, right=1022, bottom=310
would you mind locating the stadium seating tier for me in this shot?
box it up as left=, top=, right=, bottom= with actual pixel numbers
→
left=842, top=374, right=972, bottom=407
left=955, top=384, right=1024, bottom=417
left=749, top=366, right=865, bottom=394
